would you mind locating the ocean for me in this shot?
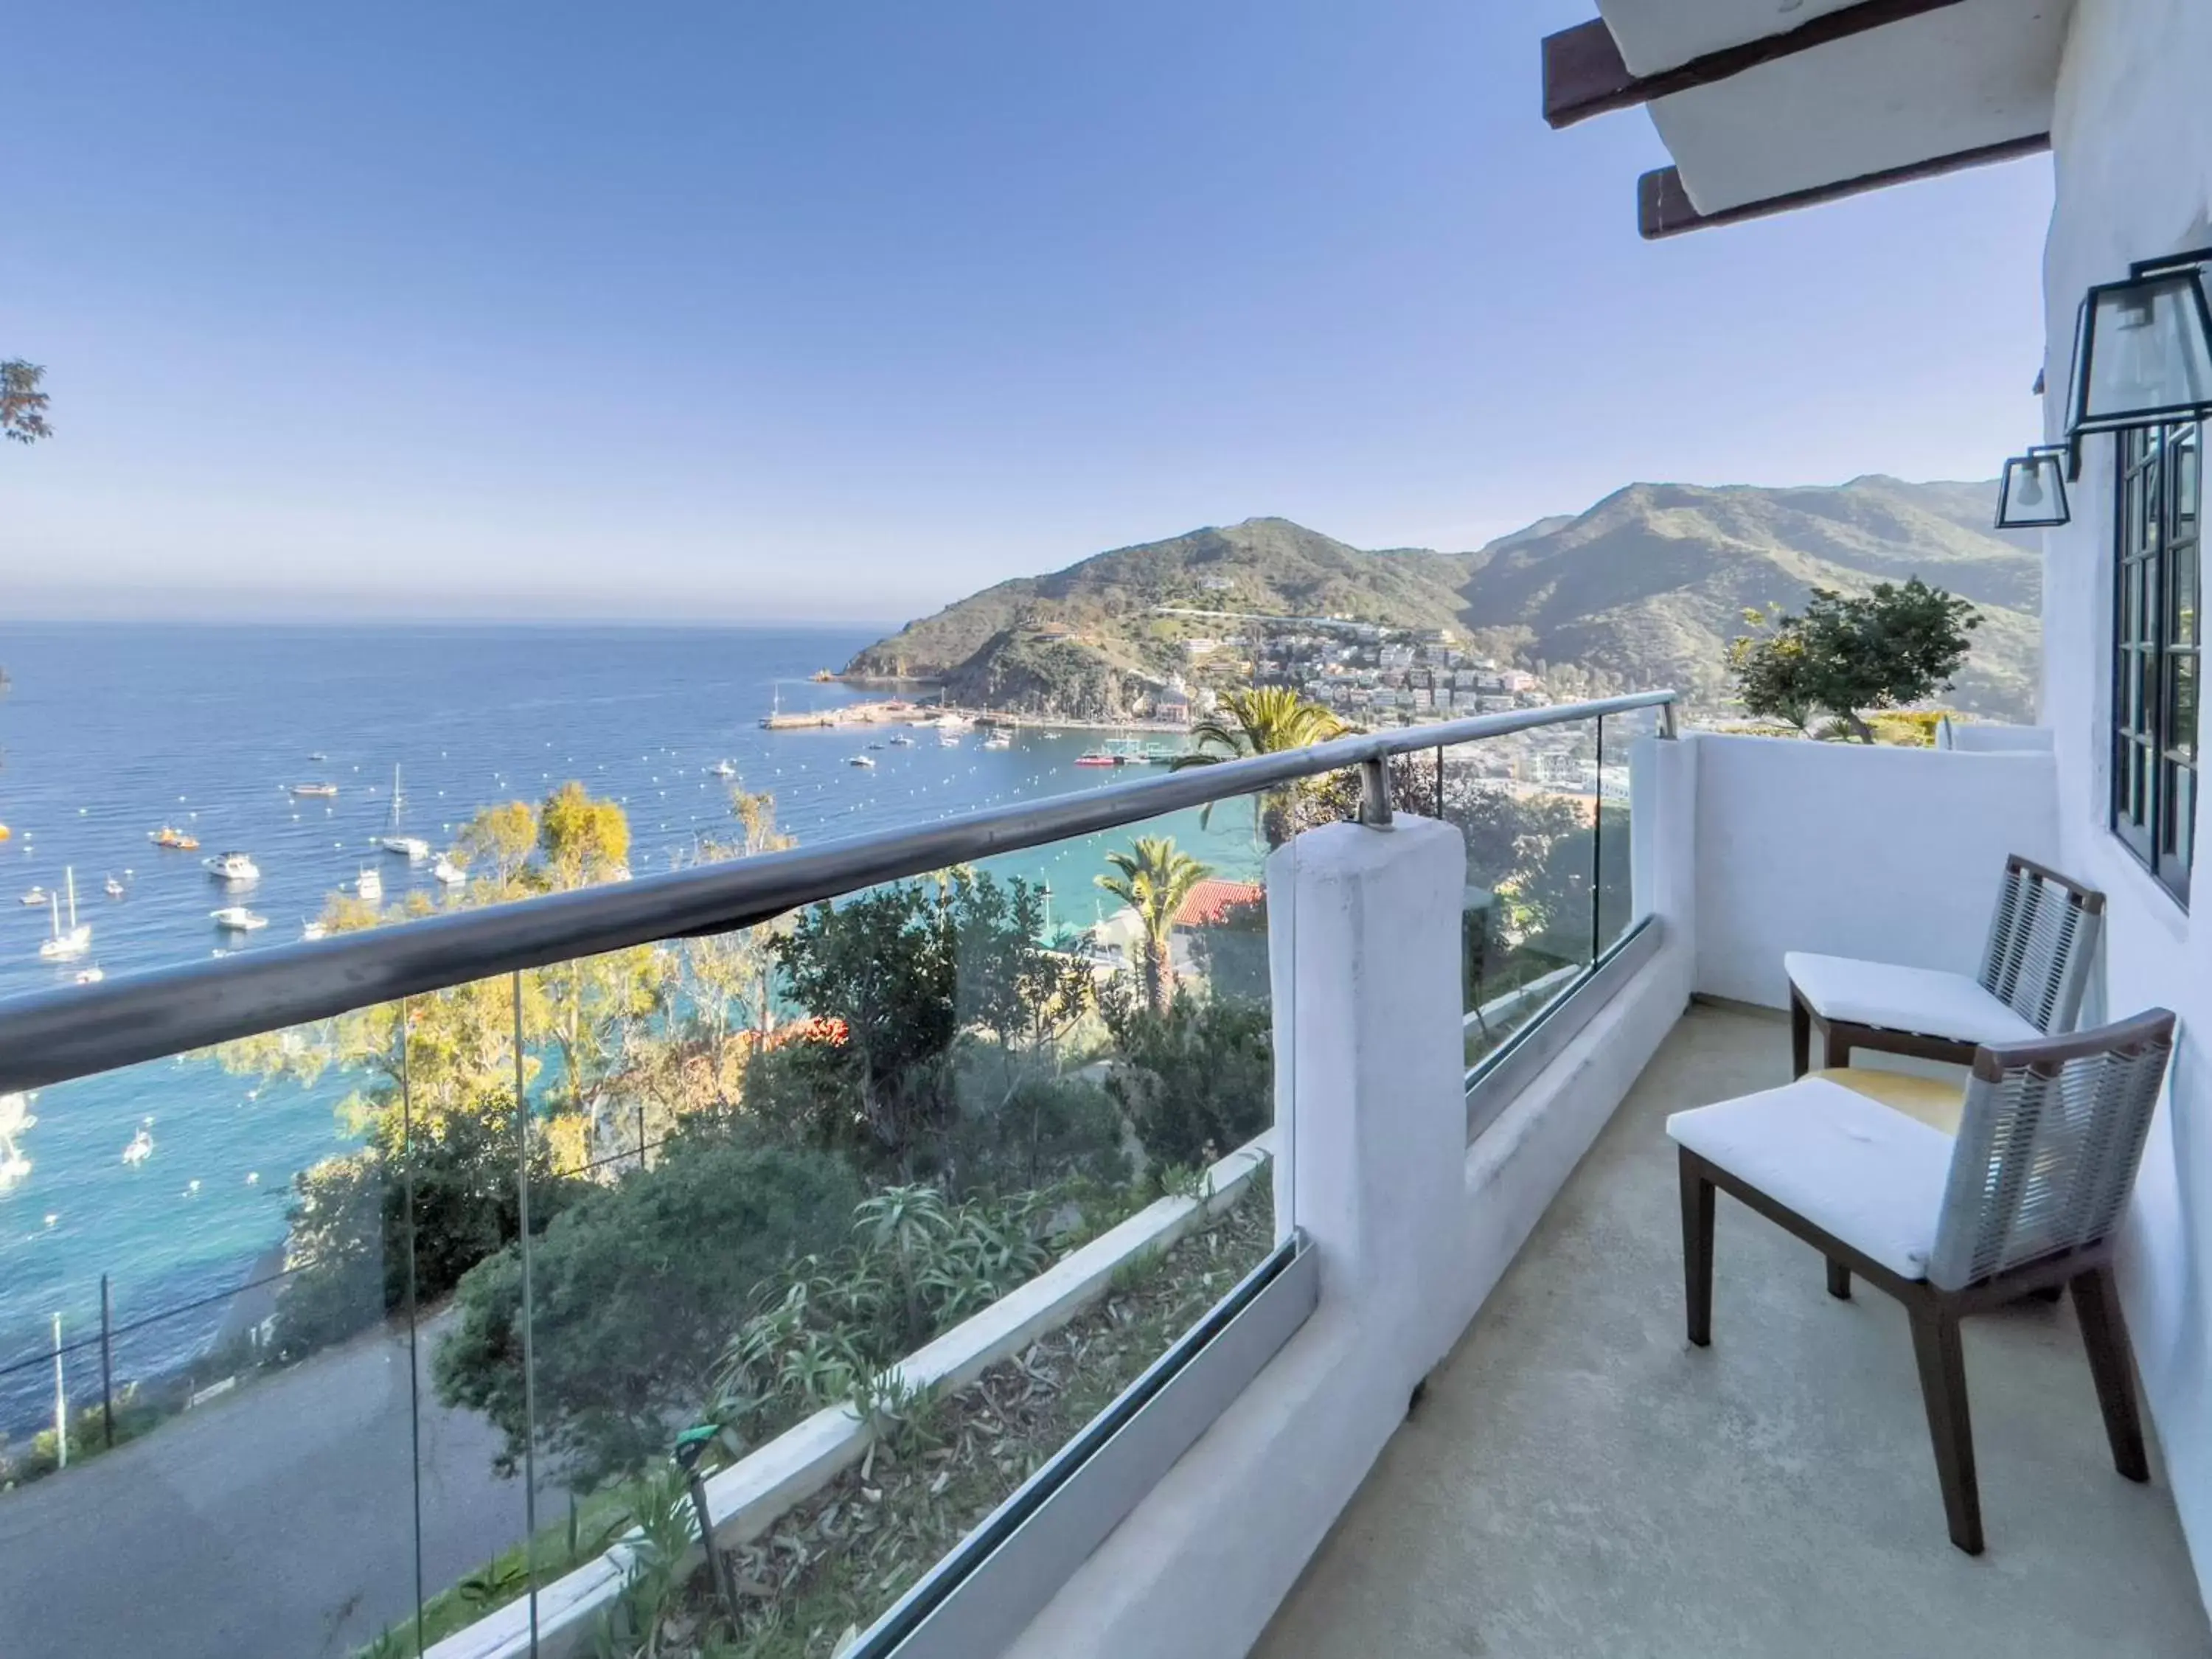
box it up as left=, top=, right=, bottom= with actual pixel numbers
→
left=0, top=622, right=1265, bottom=1433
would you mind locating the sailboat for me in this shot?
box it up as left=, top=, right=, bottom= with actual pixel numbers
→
left=0, top=1092, right=33, bottom=1190
left=38, top=869, right=90, bottom=961
left=380, top=765, right=430, bottom=860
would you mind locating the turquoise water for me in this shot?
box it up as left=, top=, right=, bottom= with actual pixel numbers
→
left=0, top=623, right=1263, bottom=1427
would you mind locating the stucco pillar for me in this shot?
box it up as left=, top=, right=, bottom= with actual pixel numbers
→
left=1267, top=813, right=1469, bottom=1380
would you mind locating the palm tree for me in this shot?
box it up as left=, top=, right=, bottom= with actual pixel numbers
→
left=1096, top=837, right=1212, bottom=1015
left=1171, top=687, right=1349, bottom=847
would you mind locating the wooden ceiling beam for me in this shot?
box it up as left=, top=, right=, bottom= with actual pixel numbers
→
left=1543, top=0, right=1975, bottom=130
left=1635, top=133, right=2052, bottom=239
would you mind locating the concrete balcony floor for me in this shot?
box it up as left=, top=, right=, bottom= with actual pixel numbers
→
left=1256, top=1002, right=2211, bottom=1659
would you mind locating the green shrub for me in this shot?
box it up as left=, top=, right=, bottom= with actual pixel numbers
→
left=1101, top=987, right=1273, bottom=1171
left=432, top=1130, right=862, bottom=1487
left=271, top=1112, right=587, bottom=1360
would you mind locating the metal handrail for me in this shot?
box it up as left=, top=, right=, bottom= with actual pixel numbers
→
left=0, top=690, right=1674, bottom=1093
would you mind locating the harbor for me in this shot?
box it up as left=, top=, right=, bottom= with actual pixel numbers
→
left=759, top=693, right=1192, bottom=737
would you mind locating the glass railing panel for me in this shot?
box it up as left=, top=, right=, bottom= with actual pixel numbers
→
left=568, top=780, right=1291, bottom=1650
left=1399, top=717, right=1601, bottom=1076
left=1596, top=706, right=1658, bottom=957
left=0, top=995, right=429, bottom=1659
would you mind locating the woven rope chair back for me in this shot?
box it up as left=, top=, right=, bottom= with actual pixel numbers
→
left=1927, top=1010, right=2175, bottom=1292
left=1976, top=856, right=2104, bottom=1033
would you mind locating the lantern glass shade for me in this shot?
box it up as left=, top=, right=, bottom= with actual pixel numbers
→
left=2067, top=268, right=2212, bottom=434
left=1996, top=448, right=2071, bottom=529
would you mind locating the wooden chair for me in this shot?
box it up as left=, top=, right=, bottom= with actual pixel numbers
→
left=1786, top=855, right=2104, bottom=1077
left=1668, top=1009, right=2176, bottom=1554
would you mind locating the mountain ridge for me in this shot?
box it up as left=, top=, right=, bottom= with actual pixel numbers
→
left=846, top=479, right=2042, bottom=721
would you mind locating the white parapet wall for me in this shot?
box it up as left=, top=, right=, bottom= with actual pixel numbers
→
left=1690, top=733, right=2062, bottom=1008
left=1003, top=734, right=1700, bottom=1659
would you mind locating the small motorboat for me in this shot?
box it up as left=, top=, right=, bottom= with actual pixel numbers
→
left=74, top=966, right=104, bottom=985
left=301, top=920, right=329, bottom=942
left=209, top=906, right=268, bottom=932
left=888, top=734, right=914, bottom=746
left=711, top=759, right=738, bottom=778
left=938, top=730, right=962, bottom=747
left=431, top=855, right=467, bottom=886
left=150, top=826, right=201, bottom=851
left=291, top=782, right=338, bottom=799
left=846, top=754, right=877, bottom=768
left=353, top=866, right=383, bottom=901
left=1043, top=731, right=1065, bottom=740
left=122, top=1124, right=152, bottom=1166
left=982, top=731, right=1012, bottom=751
left=1074, top=751, right=1121, bottom=768
left=18, top=886, right=49, bottom=907
left=204, top=851, right=261, bottom=883
left=104, top=874, right=125, bottom=899
left=309, top=751, right=328, bottom=762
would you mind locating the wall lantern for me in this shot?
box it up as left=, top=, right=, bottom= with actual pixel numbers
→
left=2066, top=250, right=2212, bottom=436
left=1995, top=445, right=2072, bottom=529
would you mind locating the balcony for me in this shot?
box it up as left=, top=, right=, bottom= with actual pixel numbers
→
left=1256, top=1002, right=2210, bottom=1659
left=0, top=703, right=2205, bottom=1659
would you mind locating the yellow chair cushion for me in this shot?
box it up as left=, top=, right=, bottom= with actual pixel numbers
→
left=1809, top=1067, right=1966, bottom=1136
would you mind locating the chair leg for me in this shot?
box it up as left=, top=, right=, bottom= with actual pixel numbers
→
left=1679, top=1151, right=1714, bottom=1348
left=2070, top=1265, right=2150, bottom=1483
left=1822, top=1023, right=1854, bottom=1071
left=1907, top=1298, right=1983, bottom=1555
left=1826, top=1258, right=1851, bottom=1300
left=1790, top=990, right=1811, bottom=1078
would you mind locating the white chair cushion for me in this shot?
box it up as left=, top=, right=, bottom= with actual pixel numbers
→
left=1666, top=1078, right=1955, bottom=1281
left=1784, top=951, right=2041, bottom=1045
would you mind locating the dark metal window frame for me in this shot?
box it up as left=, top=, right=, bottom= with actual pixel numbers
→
left=2110, top=421, right=2200, bottom=906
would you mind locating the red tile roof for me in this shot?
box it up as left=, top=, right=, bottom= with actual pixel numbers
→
left=1174, top=879, right=1265, bottom=928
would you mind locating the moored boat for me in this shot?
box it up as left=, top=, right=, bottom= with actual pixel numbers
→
left=209, top=906, right=268, bottom=932
left=204, top=851, right=261, bottom=882
left=150, top=825, right=200, bottom=851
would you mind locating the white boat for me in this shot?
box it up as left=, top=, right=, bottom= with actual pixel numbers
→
left=18, top=886, right=48, bottom=907
left=353, top=866, right=383, bottom=901
left=938, top=730, right=962, bottom=747
left=380, top=765, right=431, bottom=859
left=711, top=759, right=739, bottom=778
left=888, top=734, right=914, bottom=746
left=982, top=731, right=1013, bottom=751
left=103, top=874, right=125, bottom=899
left=38, top=870, right=90, bottom=961
left=846, top=754, right=877, bottom=768
left=291, top=782, right=338, bottom=799
left=210, top=906, right=268, bottom=932
left=0, top=1092, right=34, bottom=1191
left=74, top=965, right=103, bottom=985
left=122, top=1124, right=152, bottom=1166
left=431, top=855, right=467, bottom=886
left=301, top=920, right=329, bottom=942
left=204, top=851, right=261, bottom=882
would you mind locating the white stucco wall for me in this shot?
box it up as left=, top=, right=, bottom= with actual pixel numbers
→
left=1688, top=734, right=2062, bottom=1007
left=2042, top=0, right=2212, bottom=1610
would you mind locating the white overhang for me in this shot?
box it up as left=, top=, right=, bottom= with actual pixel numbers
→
left=1545, top=0, right=2071, bottom=235
left=1646, top=0, right=2067, bottom=216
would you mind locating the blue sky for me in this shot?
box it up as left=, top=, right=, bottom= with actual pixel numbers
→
left=1, top=0, right=2053, bottom=624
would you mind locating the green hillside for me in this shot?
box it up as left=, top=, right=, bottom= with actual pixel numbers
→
left=845, top=478, right=2042, bottom=722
